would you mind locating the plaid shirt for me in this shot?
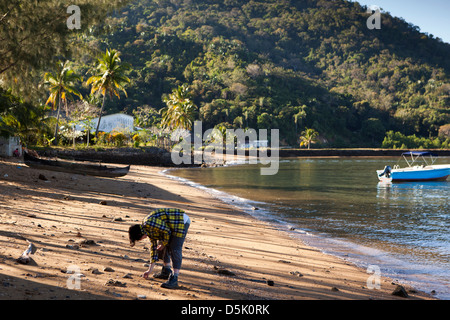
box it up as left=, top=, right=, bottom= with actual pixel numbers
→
left=141, top=208, right=186, bottom=263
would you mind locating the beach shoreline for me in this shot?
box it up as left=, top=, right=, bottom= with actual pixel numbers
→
left=0, top=157, right=436, bottom=301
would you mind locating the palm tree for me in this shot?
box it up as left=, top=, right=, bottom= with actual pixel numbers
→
left=160, top=84, right=196, bottom=130
left=299, top=128, right=319, bottom=149
left=293, top=105, right=307, bottom=135
left=86, top=49, right=130, bottom=140
left=44, top=61, right=83, bottom=145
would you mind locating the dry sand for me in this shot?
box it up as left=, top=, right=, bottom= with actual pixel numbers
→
left=0, top=157, right=435, bottom=302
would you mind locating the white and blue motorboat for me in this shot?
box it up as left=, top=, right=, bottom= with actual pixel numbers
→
left=377, top=151, right=450, bottom=182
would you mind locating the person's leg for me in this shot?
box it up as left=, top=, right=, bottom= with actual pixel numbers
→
left=153, top=246, right=172, bottom=279
left=162, top=245, right=171, bottom=267
left=172, top=222, right=190, bottom=275
left=161, top=223, right=189, bottom=288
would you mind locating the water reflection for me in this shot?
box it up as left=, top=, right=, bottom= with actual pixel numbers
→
left=377, top=181, right=449, bottom=214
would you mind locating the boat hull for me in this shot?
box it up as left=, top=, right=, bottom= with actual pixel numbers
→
left=23, top=152, right=130, bottom=178
left=377, top=165, right=450, bottom=182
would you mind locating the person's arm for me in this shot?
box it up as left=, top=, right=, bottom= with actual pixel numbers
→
left=141, top=218, right=171, bottom=278
left=142, top=238, right=158, bottom=279
left=149, top=238, right=159, bottom=263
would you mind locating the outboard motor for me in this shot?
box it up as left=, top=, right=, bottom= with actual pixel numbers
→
left=379, top=165, right=391, bottom=178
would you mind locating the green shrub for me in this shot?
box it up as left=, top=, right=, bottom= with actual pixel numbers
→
left=381, top=131, right=447, bottom=149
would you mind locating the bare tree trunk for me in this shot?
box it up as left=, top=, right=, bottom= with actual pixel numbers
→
left=53, top=94, right=62, bottom=145
left=95, top=94, right=106, bottom=142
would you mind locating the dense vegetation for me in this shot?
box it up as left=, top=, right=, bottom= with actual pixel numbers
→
left=1, top=0, right=450, bottom=148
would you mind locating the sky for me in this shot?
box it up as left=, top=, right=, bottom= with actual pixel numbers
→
left=352, top=0, right=450, bottom=44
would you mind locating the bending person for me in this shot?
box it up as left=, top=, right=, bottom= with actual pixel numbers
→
left=129, top=208, right=190, bottom=289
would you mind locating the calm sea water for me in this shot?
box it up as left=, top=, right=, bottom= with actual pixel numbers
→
left=164, top=157, right=450, bottom=299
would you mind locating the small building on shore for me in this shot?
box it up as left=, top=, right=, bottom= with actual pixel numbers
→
left=0, top=135, right=22, bottom=157
left=237, top=140, right=268, bottom=149
left=76, top=113, right=134, bottom=133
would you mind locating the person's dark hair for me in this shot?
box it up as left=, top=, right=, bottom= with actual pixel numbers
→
left=129, top=224, right=143, bottom=247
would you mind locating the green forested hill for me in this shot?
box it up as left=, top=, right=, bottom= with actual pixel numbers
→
left=82, top=0, right=449, bottom=147
left=3, top=0, right=450, bottom=147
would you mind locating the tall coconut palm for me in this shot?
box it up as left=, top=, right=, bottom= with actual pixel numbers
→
left=86, top=49, right=130, bottom=140
left=160, top=84, right=196, bottom=130
left=44, top=61, right=83, bottom=145
left=299, top=127, right=319, bottom=149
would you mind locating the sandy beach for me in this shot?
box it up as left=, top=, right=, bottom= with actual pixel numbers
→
left=0, top=157, right=435, bottom=302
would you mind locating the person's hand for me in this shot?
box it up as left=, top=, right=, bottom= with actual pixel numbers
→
left=142, top=263, right=154, bottom=279
left=157, top=243, right=165, bottom=251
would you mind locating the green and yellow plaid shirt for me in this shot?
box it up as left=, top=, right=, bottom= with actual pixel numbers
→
left=141, top=208, right=186, bottom=263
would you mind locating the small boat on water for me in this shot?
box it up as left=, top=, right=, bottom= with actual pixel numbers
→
left=23, top=151, right=130, bottom=178
left=377, top=151, right=450, bottom=182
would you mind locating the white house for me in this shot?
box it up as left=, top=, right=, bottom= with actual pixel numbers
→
left=237, top=140, right=268, bottom=149
left=76, top=113, right=134, bottom=133
left=0, top=135, right=22, bottom=157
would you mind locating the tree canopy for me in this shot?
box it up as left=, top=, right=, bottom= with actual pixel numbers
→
left=1, top=0, right=449, bottom=148
left=75, top=0, right=449, bottom=147
left=0, top=0, right=131, bottom=100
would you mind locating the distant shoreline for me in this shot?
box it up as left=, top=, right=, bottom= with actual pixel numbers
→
left=30, top=147, right=450, bottom=167
left=278, top=148, right=450, bottom=158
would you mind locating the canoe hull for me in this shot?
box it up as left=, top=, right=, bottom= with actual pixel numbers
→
left=23, top=152, right=130, bottom=178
